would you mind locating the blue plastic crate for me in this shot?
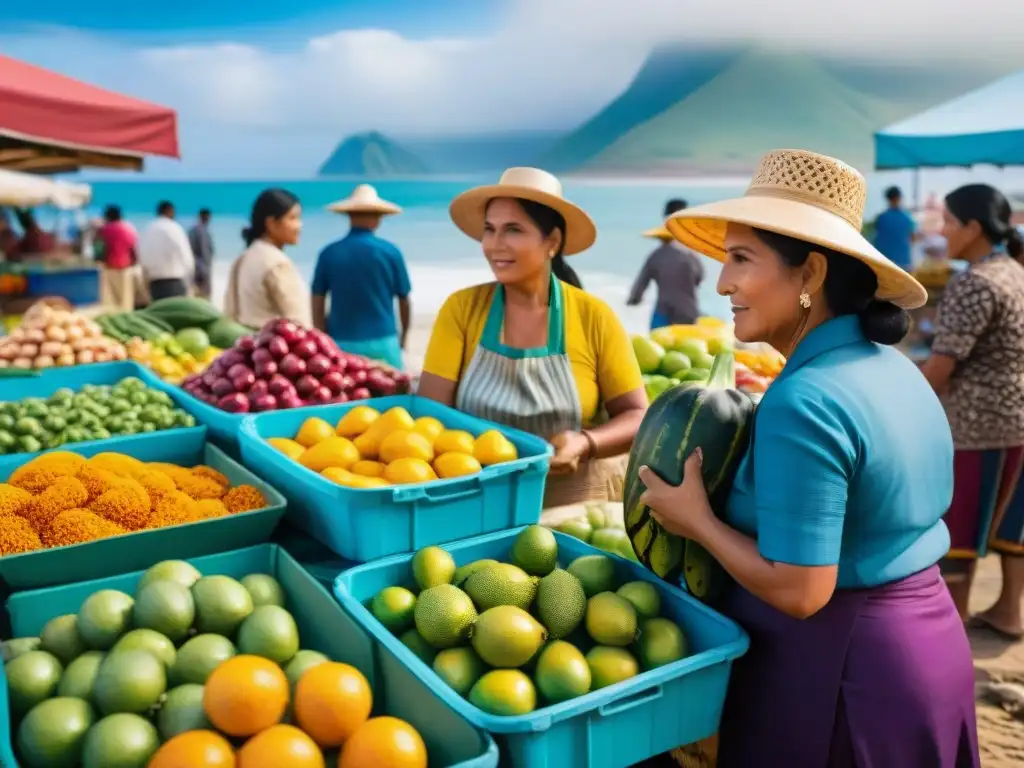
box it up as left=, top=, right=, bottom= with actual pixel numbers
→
left=239, top=395, right=552, bottom=562
left=335, top=527, right=750, bottom=768
left=0, top=544, right=498, bottom=768
left=0, top=361, right=210, bottom=475
left=25, top=267, right=100, bottom=306
left=0, top=439, right=287, bottom=591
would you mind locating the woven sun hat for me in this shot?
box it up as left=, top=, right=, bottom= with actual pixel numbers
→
left=665, top=149, right=928, bottom=310
left=643, top=225, right=673, bottom=240
left=327, top=184, right=402, bottom=215
left=449, top=167, right=596, bottom=255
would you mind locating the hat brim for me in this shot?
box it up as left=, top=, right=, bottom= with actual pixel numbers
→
left=326, top=200, right=402, bottom=215
left=643, top=226, right=673, bottom=240
left=665, top=196, right=928, bottom=310
left=449, top=185, right=596, bottom=255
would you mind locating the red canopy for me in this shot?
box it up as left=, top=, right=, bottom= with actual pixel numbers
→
left=0, top=54, right=179, bottom=173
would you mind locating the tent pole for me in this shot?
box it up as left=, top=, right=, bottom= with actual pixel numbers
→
left=913, top=169, right=922, bottom=210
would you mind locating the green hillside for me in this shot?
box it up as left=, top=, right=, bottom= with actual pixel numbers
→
left=318, top=131, right=429, bottom=176
left=582, top=49, right=923, bottom=174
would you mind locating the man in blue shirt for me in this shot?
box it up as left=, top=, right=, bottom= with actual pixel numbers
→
left=872, top=186, right=918, bottom=270
left=312, top=184, right=411, bottom=370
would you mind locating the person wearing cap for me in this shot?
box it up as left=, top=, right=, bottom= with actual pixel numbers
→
left=311, top=184, right=410, bottom=370
left=639, top=150, right=978, bottom=766
left=627, top=198, right=704, bottom=329
left=920, top=184, right=1024, bottom=641
left=417, top=168, right=647, bottom=508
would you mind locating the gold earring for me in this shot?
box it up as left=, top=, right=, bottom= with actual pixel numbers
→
left=799, top=291, right=811, bottom=309
left=549, top=251, right=556, bottom=259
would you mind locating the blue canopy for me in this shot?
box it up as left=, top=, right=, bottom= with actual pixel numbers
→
left=874, top=69, right=1024, bottom=170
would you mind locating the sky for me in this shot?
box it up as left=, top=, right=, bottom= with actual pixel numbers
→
left=4, top=0, right=1024, bottom=177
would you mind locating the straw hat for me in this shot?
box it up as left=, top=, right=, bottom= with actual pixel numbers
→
left=449, top=167, right=596, bottom=255
left=665, top=149, right=928, bottom=309
left=643, top=225, right=673, bottom=240
left=327, top=184, right=402, bottom=215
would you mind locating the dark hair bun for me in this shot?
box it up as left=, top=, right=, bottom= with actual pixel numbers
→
left=241, top=227, right=253, bottom=245
left=858, top=300, right=909, bottom=345
left=1007, top=227, right=1023, bottom=260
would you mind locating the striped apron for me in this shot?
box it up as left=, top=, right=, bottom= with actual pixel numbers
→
left=455, top=275, right=623, bottom=508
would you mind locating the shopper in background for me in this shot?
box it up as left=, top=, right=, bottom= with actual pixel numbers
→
left=189, top=208, right=215, bottom=299
left=95, top=205, right=137, bottom=311
left=137, top=201, right=194, bottom=301
left=921, top=183, right=1024, bottom=640
left=873, top=185, right=918, bottom=270
left=224, top=188, right=311, bottom=328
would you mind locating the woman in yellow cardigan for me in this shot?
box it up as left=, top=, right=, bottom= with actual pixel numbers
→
left=417, top=168, right=647, bottom=508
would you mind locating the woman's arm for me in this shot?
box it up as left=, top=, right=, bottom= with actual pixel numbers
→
left=920, top=353, right=957, bottom=394
left=925, top=272, right=994, bottom=393
left=417, top=372, right=457, bottom=407
left=265, top=263, right=313, bottom=327
left=586, top=389, right=646, bottom=458
left=415, top=293, right=468, bottom=407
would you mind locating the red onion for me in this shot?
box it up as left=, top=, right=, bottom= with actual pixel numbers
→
left=254, top=359, right=278, bottom=379
left=279, top=354, right=307, bottom=379
left=267, top=336, right=289, bottom=360
left=295, top=375, right=319, bottom=398
left=218, top=393, right=250, bottom=413
left=306, top=354, right=331, bottom=377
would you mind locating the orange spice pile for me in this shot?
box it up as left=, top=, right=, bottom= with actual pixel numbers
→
left=0, top=451, right=269, bottom=556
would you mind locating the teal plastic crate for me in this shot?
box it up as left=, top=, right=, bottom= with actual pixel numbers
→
left=238, top=396, right=553, bottom=562
left=0, top=361, right=207, bottom=474
left=0, top=439, right=287, bottom=592
left=0, top=544, right=498, bottom=768
left=335, top=527, right=750, bottom=768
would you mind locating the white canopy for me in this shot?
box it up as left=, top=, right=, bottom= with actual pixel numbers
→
left=0, top=169, right=92, bottom=209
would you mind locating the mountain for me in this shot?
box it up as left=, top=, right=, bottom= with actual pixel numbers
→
left=318, top=131, right=429, bottom=176
left=539, top=43, right=743, bottom=171
left=401, top=131, right=563, bottom=174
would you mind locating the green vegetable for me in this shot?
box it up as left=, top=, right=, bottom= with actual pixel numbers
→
left=140, top=297, right=222, bottom=331
left=205, top=318, right=253, bottom=349
left=175, top=328, right=211, bottom=356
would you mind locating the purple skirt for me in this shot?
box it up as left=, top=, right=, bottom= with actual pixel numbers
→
left=716, top=566, right=979, bottom=767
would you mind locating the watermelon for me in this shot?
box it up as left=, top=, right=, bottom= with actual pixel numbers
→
left=624, top=351, right=755, bottom=595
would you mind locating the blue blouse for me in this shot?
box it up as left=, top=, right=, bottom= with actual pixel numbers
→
left=725, top=315, right=953, bottom=589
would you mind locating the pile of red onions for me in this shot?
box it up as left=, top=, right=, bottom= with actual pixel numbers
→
left=181, top=318, right=411, bottom=413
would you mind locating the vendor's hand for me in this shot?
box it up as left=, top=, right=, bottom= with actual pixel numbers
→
left=638, top=448, right=716, bottom=542
left=548, top=431, right=591, bottom=476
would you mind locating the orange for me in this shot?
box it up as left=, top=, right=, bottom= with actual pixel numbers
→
left=299, top=437, right=360, bottom=472
left=237, top=724, right=324, bottom=768
left=379, top=430, right=435, bottom=464
left=294, top=662, right=373, bottom=748
left=433, top=452, right=482, bottom=479
left=204, top=654, right=289, bottom=737
left=267, top=438, right=305, bottom=461
left=336, top=406, right=380, bottom=438
left=383, top=458, right=437, bottom=485
left=411, top=417, right=444, bottom=442
left=433, top=429, right=475, bottom=455
left=149, top=730, right=236, bottom=768
left=473, top=430, right=518, bottom=466
left=295, top=418, right=336, bottom=448
left=351, top=460, right=386, bottom=478
left=339, top=717, right=427, bottom=768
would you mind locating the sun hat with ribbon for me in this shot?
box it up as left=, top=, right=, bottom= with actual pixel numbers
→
left=327, top=184, right=402, bottom=215
left=665, top=149, right=928, bottom=309
left=449, top=167, right=596, bottom=255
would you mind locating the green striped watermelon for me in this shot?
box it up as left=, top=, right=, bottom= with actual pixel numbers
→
left=624, top=351, right=754, bottom=595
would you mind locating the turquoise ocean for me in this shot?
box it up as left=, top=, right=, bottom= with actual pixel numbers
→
left=83, top=176, right=904, bottom=335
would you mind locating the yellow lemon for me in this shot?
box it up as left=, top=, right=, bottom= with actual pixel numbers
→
left=434, top=429, right=476, bottom=455
left=351, top=460, right=386, bottom=478
left=268, top=437, right=305, bottom=461
left=378, top=407, right=416, bottom=432
left=321, top=467, right=356, bottom=485
left=380, top=430, right=435, bottom=464
left=474, top=430, right=518, bottom=466
left=350, top=475, right=392, bottom=489
left=354, top=407, right=417, bottom=459
left=299, top=436, right=360, bottom=472
left=384, top=458, right=437, bottom=485
left=336, top=405, right=380, bottom=438
left=434, top=452, right=483, bottom=479
left=295, top=417, right=336, bottom=448
left=412, top=416, right=445, bottom=442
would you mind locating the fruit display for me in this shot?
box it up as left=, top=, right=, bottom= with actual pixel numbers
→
left=546, top=502, right=638, bottom=563
left=97, top=297, right=252, bottom=351
left=624, top=353, right=753, bottom=596
left=181, top=319, right=411, bottom=414
left=0, top=377, right=196, bottom=455
left=0, top=303, right=127, bottom=370
left=126, top=333, right=222, bottom=386
left=1, top=558, right=429, bottom=767
left=270, top=405, right=520, bottom=489
left=367, top=527, right=689, bottom=716
left=0, top=450, right=269, bottom=557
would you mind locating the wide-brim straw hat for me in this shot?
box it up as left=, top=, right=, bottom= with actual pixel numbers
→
left=449, top=167, right=596, bottom=255
left=327, top=184, right=402, bottom=215
left=643, top=225, right=673, bottom=240
left=665, top=149, right=927, bottom=309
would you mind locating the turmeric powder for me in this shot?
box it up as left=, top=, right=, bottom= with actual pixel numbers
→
left=222, top=485, right=268, bottom=515
left=0, top=513, right=43, bottom=556
left=91, top=485, right=152, bottom=531
left=17, top=476, right=89, bottom=531
left=0, top=484, right=32, bottom=517
left=43, top=509, right=125, bottom=547
left=191, top=465, right=230, bottom=488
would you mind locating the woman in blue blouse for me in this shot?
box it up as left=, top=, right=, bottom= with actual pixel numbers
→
left=645, top=150, right=979, bottom=767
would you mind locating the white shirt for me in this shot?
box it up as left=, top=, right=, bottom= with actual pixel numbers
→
left=138, top=216, right=195, bottom=281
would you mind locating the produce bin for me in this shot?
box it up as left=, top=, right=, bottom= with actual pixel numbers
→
left=24, top=265, right=100, bottom=306
left=0, top=544, right=498, bottom=768
left=239, top=395, right=552, bottom=562
left=0, top=438, right=287, bottom=594
left=162, top=386, right=252, bottom=454
left=0, top=361, right=205, bottom=475
left=335, top=527, right=749, bottom=768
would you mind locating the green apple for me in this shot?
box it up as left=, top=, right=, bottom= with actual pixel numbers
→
left=644, top=374, right=673, bottom=401
left=632, top=335, right=665, bottom=375
left=659, top=351, right=692, bottom=378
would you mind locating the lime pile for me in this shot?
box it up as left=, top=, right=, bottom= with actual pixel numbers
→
left=369, top=526, right=688, bottom=716
left=2, top=559, right=427, bottom=767
left=549, top=503, right=639, bottom=563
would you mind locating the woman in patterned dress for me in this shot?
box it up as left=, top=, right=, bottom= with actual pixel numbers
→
left=921, top=183, right=1024, bottom=639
